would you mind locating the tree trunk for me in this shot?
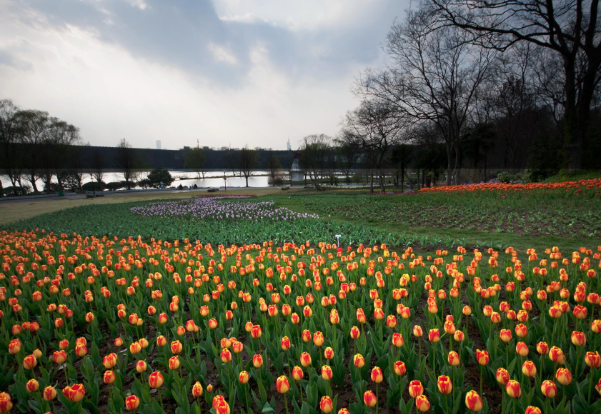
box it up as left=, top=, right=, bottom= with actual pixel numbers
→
left=28, top=173, right=39, bottom=193
left=446, top=144, right=453, bottom=186
left=453, top=144, right=461, bottom=185
left=401, top=165, right=404, bottom=192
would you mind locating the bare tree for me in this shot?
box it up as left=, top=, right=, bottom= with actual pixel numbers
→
left=239, top=146, right=258, bottom=187
left=426, top=0, right=601, bottom=168
left=333, top=138, right=362, bottom=184
left=0, top=100, right=24, bottom=195
left=340, top=99, right=402, bottom=193
left=90, top=150, right=105, bottom=185
left=357, top=9, right=495, bottom=185
left=267, top=150, right=283, bottom=186
left=42, top=117, right=81, bottom=191
left=184, top=148, right=207, bottom=178
left=13, top=109, right=49, bottom=192
left=299, top=134, right=331, bottom=190
left=115, top=138, right=140, bottom=190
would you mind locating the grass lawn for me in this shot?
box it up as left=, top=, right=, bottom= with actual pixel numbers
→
left=2, top=182, right=600, bottom=251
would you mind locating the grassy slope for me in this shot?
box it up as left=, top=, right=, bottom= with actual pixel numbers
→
left=2, top=186, right=600, bottom=251
left=270, top=192, right=601, bottom=252
left=0, top=188, right=291, bottom=225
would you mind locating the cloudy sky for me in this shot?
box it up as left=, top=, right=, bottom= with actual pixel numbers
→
left=0, top=0, right=406, bottom=150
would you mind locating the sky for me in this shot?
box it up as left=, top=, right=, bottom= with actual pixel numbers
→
left=0, top=0, right=406, bottom=150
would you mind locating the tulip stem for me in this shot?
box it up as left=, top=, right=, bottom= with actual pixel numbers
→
left=589, top=368, right=595, bottom=403
left=376, top=382, right=379, bottom=414
left=479, top=366, right=483, bottom=398
left=284, top=393, right=289, bottom=414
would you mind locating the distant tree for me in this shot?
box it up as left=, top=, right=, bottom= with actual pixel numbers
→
left=462, top=123, right=496, bottom=181
left=147, top=168, right=174, bottom=187
left=184, top=148, right=207, bottom=178
left=426, top=0, right=601, bottom=169
left=239, top=146, right=258, bottom=187
left=356, top=9, right=494, bottom=185
left=224, top=150, right=238, bottom=176
left=340, top=99, right=402, bottom=193
left=13, top=109, right=49, bottom=192
left=90, top=150, right=105, bottom=186
left=115, top=138, right=141, bottom=190
left=267, top=150, right=282, bottom=186
left=0, top=99, right=24, bottom=195
left=62, top=147, right=85, bottom=191
left=299, top=134, right=331, bottom=190
left=333, top=139, right=362, bottom=184
left=390, top=144, right=413, bottom=191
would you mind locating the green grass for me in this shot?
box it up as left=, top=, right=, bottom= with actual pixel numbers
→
left=2, top=188, right=600, bottom=251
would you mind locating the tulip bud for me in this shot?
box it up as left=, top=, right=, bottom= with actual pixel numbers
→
left=125, top=395, right=140, bottom=411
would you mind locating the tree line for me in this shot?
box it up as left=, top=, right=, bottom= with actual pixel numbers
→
left=299, top=0, right=601, bottom=192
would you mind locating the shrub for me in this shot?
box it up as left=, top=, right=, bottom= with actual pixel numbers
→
left=82, top=181, right=105, bottom=191
left=2, top=186, right=30, bottom=196
left=147, top=168, right=173, bottom=187
left=106, top=181, right=127, bottom=191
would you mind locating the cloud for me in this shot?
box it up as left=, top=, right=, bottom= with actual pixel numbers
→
left=0, top=0, right=407, bottom=150
left=208, top=42, right=238, bottom=65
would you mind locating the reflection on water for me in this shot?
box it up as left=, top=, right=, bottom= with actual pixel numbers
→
left=1, top=170, right=275, bottom=190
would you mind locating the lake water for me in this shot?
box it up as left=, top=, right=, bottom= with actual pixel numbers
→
left=1, top=170, right=276, bottom=190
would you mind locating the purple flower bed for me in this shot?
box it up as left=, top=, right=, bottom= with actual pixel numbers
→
left=130, top=196, right=319, bottom=221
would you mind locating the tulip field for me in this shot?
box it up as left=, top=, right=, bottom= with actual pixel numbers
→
left=0, top=184, right=600, bottom=414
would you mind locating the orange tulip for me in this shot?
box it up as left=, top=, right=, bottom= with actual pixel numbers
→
left=300, top=352, right=312, bottom=367
left=276, top=376, right=289, bottom=393
left=409, top=380, right=424, bottom=398
left=125, top=395, right=140, bottom=411
left=354, top=354, right=365, bottom=368
left=0, top=392, right=13, bottom=413
left=428, top=329, right=440, bottom=342
left=394, top=360, right=406, bottom=376
left=64, top=384, right=85, bottom=402
left=322, top=365, right=333, bottom=381
left=292, top=366, right=304, bottom=381
left=313, top=331, right=325, bottom=346
left=448, top=351, right=460, bottom=366
left=363, top=390, right=377, bottom=407
left=522, top=361, right=536, bottom=377
left=104, top=370, right=116, bottom=384
left=171, top=340, right=183, bottom=354
left=23, top=354, right=37, bottom=370
left=149, top=371, right=164, bottom=388
left=437, top=375, right=452, bottom=394
left=476, top=349, right=489, bottom=365
left=540, top=380, right=557, bottom=398
left=320, top=396, right=334, bottom=413
left=505, top=380, right=521, bottom=398
left=416, top=395, right=430, bottom=412
left=43, top=386, right=57, bottom=401
left=585, top=351, right=601, bottom=368
left=496, top=368, right=509, bottom=385
left=192, top=381, right=203, bottom=397
left=26, top=379, right=39, bottom=393
left=465, top=390, right=482, bottom=411
left=499, top=329, right=512, bottom=343
left=253, top=354, right=264, bottom=368
left=556, top=368, right=572, bottom=385
left=571, top=331, right=586, bottom=346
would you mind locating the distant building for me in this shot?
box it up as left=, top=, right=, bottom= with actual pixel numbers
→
left=156, top=140, right=162, bottom=150
left=287, top=139, right=292, bottom=151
